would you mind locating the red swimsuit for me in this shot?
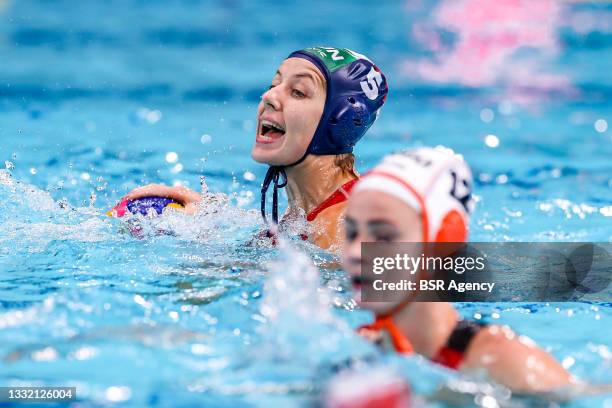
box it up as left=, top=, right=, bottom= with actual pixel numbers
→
left=305, top=179, right=358, bottom=222
left=358, top=317, right=484, bottom=370
left=266, top=178, right=358, bottom=243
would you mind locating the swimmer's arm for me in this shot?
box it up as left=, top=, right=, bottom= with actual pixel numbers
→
left=121, top=184, right=202, bottom=214
left=460, top=325, right=572, bottom=393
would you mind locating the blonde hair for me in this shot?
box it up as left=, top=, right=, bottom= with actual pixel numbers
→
left=334, top=153, right=359, bottom=178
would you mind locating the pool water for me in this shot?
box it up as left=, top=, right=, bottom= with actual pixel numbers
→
left=1, top=0, right=611, bottom=406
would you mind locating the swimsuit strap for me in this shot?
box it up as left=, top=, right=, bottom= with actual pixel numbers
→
left=357, top=315, right=414, bottom=355
left=432, top=320, right=486, bottom=369
left=306, top=178, right=358, bottom=222
left=358, top=317, right=485, bottom=370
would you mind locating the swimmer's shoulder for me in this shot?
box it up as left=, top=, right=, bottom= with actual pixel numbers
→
left=461, top=324, right=572, bottom=392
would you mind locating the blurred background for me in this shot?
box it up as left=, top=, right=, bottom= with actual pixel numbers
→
left=1, top=1, right=611, bottom=407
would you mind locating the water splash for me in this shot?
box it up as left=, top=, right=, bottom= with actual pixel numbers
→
left=186, top=240, right=375, bottom=399
left=121, top=190, right=261, bottom=243
left=0, top=170, right=115, bottom=253
left=257, top=240, right=356, bottom=365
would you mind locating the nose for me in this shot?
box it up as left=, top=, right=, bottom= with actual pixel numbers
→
left=261, top=86, right=281, bottom=111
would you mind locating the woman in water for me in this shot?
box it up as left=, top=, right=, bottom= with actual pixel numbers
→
left=117, top=47, right=388, bottom=250
left=342, top=146, right=572, bottom=393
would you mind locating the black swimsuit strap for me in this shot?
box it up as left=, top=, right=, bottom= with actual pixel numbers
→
left=445, top=320, right=486, bottom=353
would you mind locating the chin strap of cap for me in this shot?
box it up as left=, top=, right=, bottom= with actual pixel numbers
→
left=260, top=166, right=288, bottom=225
left=260, top=149, right=311, bottom=225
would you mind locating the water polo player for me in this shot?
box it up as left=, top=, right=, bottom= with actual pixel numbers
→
left=116, top=46, right=388, bottom=250
left=342, top=147, right=572, bottom=393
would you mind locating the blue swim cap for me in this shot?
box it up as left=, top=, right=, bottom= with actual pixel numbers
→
left=288, top=47, right=388, bottom=155
left=261, top=47, right=388, bottom=225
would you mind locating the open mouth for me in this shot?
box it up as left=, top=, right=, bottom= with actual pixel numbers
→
left=257, top=119, right=286, bottom=144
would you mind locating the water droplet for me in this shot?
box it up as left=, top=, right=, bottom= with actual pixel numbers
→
left=133, top=294, right=151, bottom=309
left=496, top=174, right=508, bottom=184
left=80, top=172, right=91, bottom=181
left=595, top=119, right=608, bottom=133
left=484, top=134, right=500, bottom=148
left=191, top=343, right=211, bottom=355
left=72, top=346, right=98, bottom=361
left=200, top=134, right=212, bottom=144
left=32, top=347, right=58, bottom=361
left=478, top=173, right=492, bottom=183
left=243, top=171, right=256, bottom=181
left=477, top=395, right=499, bottom=408
left=146, top=110, right=162, bottom=124
left=171, top=163, right=183, bottom=173
left=29, top=167, right=37, bottom=175
left=165, top=152, right=178, bottom=163
left=200, top=176, right=208, bottom=193
left=562, top=356, right=575, bottom=369
left=105, top=386, right=131, bottom=402
left=480, top=108, right=494, bottom=123
left=4, top=161, right=14, bottom=170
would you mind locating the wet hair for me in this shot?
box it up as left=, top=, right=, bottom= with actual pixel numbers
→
left=335, top=153, right=358, bottom=178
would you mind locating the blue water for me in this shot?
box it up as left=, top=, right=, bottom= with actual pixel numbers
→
left=1, top=0, right=611, bottom=406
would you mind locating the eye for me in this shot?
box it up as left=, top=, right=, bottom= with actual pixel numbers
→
left=368, top=224, right=399, bottom=243
left=292, top=89, right=306, bottom=98
left=346, top=228, right=357, bottom=242
left=374, top=234, right=396, bottom=243
left=370, top=226, right=399, bottom=242
left=345, top=220, right=358, bottom=242
left=268, top=84, right=276, bottom=90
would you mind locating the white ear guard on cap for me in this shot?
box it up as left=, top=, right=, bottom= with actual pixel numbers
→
left=353, top=146, right=474, bottom=242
